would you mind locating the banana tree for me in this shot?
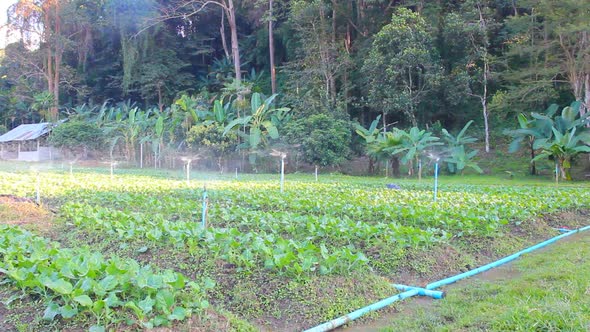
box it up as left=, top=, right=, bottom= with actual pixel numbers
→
left=354, top=115, right=388, bottom=174
left=511, top=101, right=589, bottom=179
left=103, top=106, right=148, bottom=162
left=443, top=145, right=483, bottom=174
left=441, top=120, right=477, bottom=148
left=387, top=127, right=442, bottom=180
left=532, top=126, right=590, bottom=180
left=505, top=110, right=553, bottom=175
left=442, top=120, right=481, bottom=174
left=368, top=131, right=404, bottom=177
left=223, top=93, right=290, bottom=165
left=354, top=115, right=382, bottom=144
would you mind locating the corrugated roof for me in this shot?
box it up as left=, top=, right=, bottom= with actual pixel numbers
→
left=0, top=123, right=53, bottom=143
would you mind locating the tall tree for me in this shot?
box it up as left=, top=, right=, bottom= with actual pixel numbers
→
left=284, top=0, right=348, bottom=113
left=268, top=0, right=277, bottom=94
left=504, top=0, right=590, bottom=121
left=8, top=0, right=63, bottom=120
left=156, top=0, right=243, bottom=95
left=363, top=8, right=441, bottom=127
left=463, top=0, right=496, bottom=152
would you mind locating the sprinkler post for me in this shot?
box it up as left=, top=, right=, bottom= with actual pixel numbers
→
left=235, top=167, right=238, bottom=180
left=201, top=186, right=208, bottom=228
left=270, top=150, right=287, bottom=193
left=315, top=166, right=318, bottom=182
left=433, top=160, right=439, bottom=202
left=186, top=160, right=191, bottom=185
left=110, top=162, right=115, bottom=179
left=181, top=158, right=192, bottom=185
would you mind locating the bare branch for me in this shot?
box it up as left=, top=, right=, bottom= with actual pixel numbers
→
left=133, top=0, right=226, bottom=38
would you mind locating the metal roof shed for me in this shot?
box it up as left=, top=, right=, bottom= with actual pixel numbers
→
left=0, top=123, right=53, bottom=143
left=0, top=123, right=60, bottom=161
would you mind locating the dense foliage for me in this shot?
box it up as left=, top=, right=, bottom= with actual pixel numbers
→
left=0, top=0, right=588, bottom=174
left=49, top=121, right=104, bottom=154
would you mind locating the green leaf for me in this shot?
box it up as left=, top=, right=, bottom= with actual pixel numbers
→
left=155, top=290, right=175, bottom=313
left=99, top=275, right=118, bottom=291
left=249, top=127, right=262, bottom=149
left=267, top=124, right=279, bottom=140
left=44, top=278, right=74, bottom=295
left=167, top=306, right=187, bottom=321
left=89, top=325, right=106, bottom=332
left=43, top=302, right=60, bottom=321
left=73, top=295, right=93, bottom=307
left=60, top=305, right=78, bottom=318
left=138, top=295, right=155, bottom=314
left=251, top=93, right=262, bottom=114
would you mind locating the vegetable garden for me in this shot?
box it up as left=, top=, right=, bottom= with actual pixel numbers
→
left=0, top=165, right=588, bottom=331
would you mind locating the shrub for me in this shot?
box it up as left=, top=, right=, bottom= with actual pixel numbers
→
left=284, top=114, right=351, bottom=168
left=49, top=121, right=104, bottom=155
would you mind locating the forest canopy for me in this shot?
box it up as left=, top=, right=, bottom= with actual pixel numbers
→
left=0, top=0, right=588, bottom=175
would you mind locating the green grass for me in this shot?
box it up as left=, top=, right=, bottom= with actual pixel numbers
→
left=382, top=233, right=590, bottom=331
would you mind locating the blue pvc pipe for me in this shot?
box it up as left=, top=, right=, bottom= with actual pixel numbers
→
left=426, top=224, right=590, bottom=290
left=303, top=224, right=590, bottom=332
left=201, top=189, right=208, bottom=228
left=433, top=162, right=439, bottom=202
left=392, top=284, right=444, bottom=299
left=304, top=288, right=420, bottom=332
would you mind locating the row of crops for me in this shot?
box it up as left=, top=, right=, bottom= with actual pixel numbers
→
left=0, top=168, right=589, bottom=330
left=0, top=225, right=214, bottom=331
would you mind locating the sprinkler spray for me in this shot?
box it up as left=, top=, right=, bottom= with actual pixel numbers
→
left=181, top=157, right=192, bottom=185
left=270, top=150, right=287, bottom=193
left=109, top=161, right=118, bottom=179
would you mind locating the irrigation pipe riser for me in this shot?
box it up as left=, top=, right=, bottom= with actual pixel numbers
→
left=201, top=188, right=208, bottom=228
left=303, top=224, right=590, bottom=332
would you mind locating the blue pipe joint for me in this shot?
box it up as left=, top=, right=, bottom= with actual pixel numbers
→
left=392, top=284, right=445, bottom=299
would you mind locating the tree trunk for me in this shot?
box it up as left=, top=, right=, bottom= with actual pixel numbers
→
left=583, top=73, right=590, bottom=127
left=51, top=0, right=62, bottom=121
left=482, top=97, right=490, bottom=153
left=391, top=156, right=400, bottom=177
left=220, top=8, right=230, bottom=60
left=268, top=0, right=276, bottom=94
left=225, top=0, right=241, bottom=88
